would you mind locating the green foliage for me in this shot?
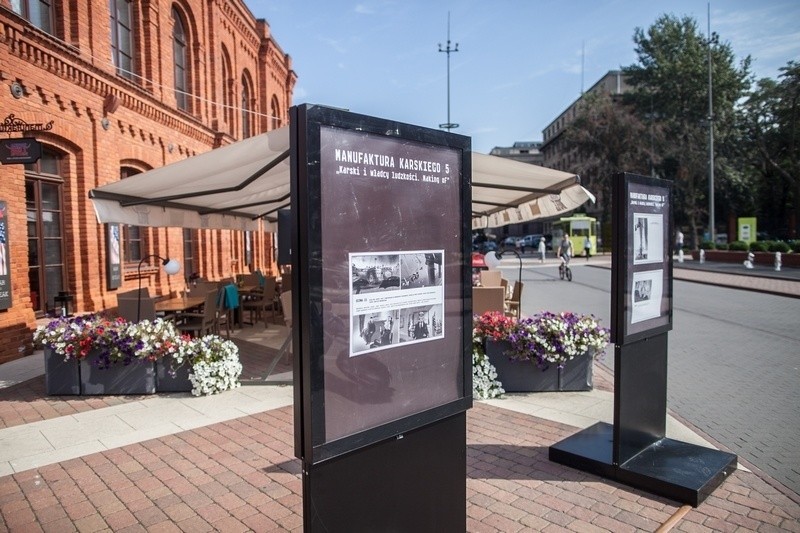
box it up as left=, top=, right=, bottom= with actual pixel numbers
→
left=741, top=62, right=800, bottom=238
left=699, top=240, right=716, bottom=250
left=749, top=241, right=768, bottom=252
left=792, top=241, right=800, bottom=253
left=769, top=241, right=791, bottom=253
left=728, top=241, right=749, bottom=251
left=715, top=243, right=729, bottom=250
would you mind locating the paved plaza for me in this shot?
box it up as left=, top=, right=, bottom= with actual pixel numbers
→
left=0, top=258, right=799, bottom=531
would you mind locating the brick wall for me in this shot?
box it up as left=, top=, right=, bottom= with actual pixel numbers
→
left=0, top=1, right=294, bottom=364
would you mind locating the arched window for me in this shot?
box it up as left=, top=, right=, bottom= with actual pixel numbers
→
left=120, top=167, right=145, bottom=264
left=11, top=0, right=54, bottom=34
left=172, top=7, right=189, bottom=111
left=221, top=47, right=234, bottom=134
left=110, top=0, right=135, bottom=80
left=241, top=73, right=252, bottom=138
left=270, top=96, right=281, bottom=130
left=25, top=148, right=65, bottom=315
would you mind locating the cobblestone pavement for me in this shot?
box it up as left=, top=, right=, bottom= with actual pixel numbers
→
left=1, top=401, right=799, bottom=532
left=2, top=258, right=799, bottom=530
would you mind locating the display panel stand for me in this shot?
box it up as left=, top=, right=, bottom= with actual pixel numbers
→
left=550, top=334, right=737, bottom=506
left=550, top=174, right=736, bottom=507
left=304, top=412, right=466, bottom=532
left=290, top=105, right=472, bottom=531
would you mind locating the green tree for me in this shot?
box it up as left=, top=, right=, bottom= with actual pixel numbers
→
left=623, top=14, right=751, bottom=247
left=564, top=91, right=658, bottom=245
left=740, top=62, right=800, bottom=238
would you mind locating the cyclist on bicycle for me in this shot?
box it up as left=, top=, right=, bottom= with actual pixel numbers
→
left=557, top=234, right=573, bottom=266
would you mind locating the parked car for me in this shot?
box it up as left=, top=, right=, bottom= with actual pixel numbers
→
left=502, top=236, right=520, bottom=247
left=519, top=234, right=539, bottom=249
left=480, top=241, right=498, bottom=253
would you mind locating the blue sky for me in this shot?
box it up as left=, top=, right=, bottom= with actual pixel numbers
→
left=248, top=1, right=800, bottom=153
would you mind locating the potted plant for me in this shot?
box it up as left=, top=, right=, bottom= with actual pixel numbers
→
left=33, top=315, right=242, bottom=396
left=472, top=311, right=610, bottom=394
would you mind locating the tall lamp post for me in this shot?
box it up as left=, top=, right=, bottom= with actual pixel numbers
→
left=438, top=12, right=459, bottom=132
left=137, top=255, right=180, bottom=322
left=707, top=3, right=715, bottom=243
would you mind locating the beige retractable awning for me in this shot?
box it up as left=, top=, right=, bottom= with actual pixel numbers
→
left=88, top=126, right=593, bottom=231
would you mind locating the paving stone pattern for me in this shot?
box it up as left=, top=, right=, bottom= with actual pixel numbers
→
left=1, top=404, right=798, bottom=531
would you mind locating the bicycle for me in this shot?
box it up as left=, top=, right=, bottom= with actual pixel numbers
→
left=558, top=255, right=572, bottom=281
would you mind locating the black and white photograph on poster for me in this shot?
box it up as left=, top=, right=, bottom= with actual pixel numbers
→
left=631, top=269, right=664, bottom=324
left=351, top=310, right=400, bottom=355
left=400, top=252, right=443, bottom=289
left=632, top=213, right=664, bottom=265
left=398, top=304, right=444, bottom=344
left=351, top=254, right=401, bottom=294
left=350, top=250, right=444, bottom=356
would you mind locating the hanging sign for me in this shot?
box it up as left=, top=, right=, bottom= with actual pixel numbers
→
left=0, top=114, right=54, bottom=133
left=0, top=138, right=42, bottom=164
left=0, top=201, right=11, bottom=310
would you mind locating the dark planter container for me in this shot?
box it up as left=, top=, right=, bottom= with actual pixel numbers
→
left=156, top=358, right=192, bottom=393
left=485, top=339, right=593, bottom=392
left=691, top=250, right=800, bottom=267
left=79, top=357, right=156, bottom=395
left=43, top=348, right=81, bottom=395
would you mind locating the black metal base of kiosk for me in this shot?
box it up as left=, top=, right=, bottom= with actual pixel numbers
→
left=304, top=412, right=466, bottom=532
left=550, top=423, right=737, bottom=507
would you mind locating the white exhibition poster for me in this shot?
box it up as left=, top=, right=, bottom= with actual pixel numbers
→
left=632, top=213, right=664, bottom=265
left=349, top=250, right=444, bottom=356
left=630, top=269, right=664, bottom=324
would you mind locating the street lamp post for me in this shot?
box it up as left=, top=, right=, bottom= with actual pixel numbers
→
left=707, top=3, right=715, bottom=243
left=438, top=12, right=459, bottom=132
left=137, top=254, right=180, bottom=322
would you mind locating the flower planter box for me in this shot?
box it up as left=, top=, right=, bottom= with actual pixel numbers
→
left=485, top=339, right=593, bottom=392
left=156, top=358, right=192, bottom=393
left=43, top=348, right=81, bottom=395
left=79, top=357, right=156, bottom=395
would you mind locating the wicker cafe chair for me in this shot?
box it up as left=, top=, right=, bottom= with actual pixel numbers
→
left=176, top=289, right=219, bottom=337
left=479, top=269, right=504, bottom=287
left=215, top=284, right=240, bottom=339
left=117, top=297, right=157, bottom=322
left=472, top=286, right=505, bottom=316
left=242, top=277, right=278, bottom=327
left=505, top=281, right=523, bottom=318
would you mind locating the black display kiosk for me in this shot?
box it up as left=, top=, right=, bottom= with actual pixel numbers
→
left=289, top=105, right=472, bottom=531
left=550, top=173, right=737, bottom=507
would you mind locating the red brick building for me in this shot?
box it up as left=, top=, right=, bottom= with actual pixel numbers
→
left=0, top=0, right=295, bottom=363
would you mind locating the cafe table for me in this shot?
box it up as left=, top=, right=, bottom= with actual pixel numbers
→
left=155, top=295, right=206, bottom=314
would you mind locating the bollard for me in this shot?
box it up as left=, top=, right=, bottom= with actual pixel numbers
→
left=743, top=252, right=755, bottom=269
left=678, top=248, right=684, bottom=263
left=699, top=249, right=705, bottom=264
left=775, top=251, right=782, bottom=272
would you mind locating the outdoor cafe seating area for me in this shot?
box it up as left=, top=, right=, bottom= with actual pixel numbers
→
left=472, top=268, right=524, bottom=318
left=114, top=271, right=290, bottom=339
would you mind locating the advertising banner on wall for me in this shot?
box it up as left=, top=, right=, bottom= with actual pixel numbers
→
left=106, top=223, right=122, bottom=290
left=0, top=201, right=11, bottom=310
left=292, top=105, right=472, bottom=465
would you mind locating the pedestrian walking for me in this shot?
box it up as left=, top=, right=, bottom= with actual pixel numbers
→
left=583, top=235, right=591, bottom=260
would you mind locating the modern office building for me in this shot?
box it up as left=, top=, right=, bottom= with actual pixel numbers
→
left=541, top=70, right=630, bottom=172
left=489, top=141, right=543, bottom=166
left=0, top=1, right=295, bottom=363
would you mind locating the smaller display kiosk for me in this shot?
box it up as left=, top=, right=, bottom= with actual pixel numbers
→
left=550, top=173, right=737, bottom=507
